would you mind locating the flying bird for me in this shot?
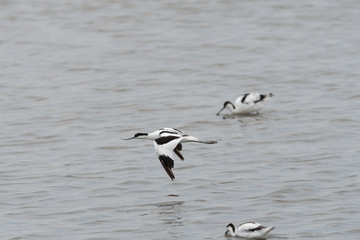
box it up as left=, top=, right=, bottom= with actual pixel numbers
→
left=123, top=127, right=217, bottom=180
left=217, top=92, right=273, bottom=115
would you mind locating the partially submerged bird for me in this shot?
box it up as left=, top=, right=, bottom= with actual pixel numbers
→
left=123, top=127, right=217, bottom=180
left=225, top=222, right=274, bottom=239
left=217, top=93, right=273, bottom=115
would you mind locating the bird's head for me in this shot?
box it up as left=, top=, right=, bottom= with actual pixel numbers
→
left=122, top=132, right=148, bottom=140
left=216, top=101, right=234, bottom=115
left=224, top=223, right=235, bottom=237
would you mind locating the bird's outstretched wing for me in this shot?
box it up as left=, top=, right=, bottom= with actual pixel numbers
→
left=153, top=136, right=184, bottom=180
left=174, top=143, right=184, bottom=161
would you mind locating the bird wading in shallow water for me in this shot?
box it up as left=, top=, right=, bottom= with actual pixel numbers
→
left=225, top=222, right=275, bottom=239
left=123, top=127, right=217, bottom=180
left=217, top=92, right=273, bottom=115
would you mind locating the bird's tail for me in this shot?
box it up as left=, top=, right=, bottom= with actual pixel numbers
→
left=262, top=226, right=275, bottom=236
left=261, top=93, right=274, bottom=102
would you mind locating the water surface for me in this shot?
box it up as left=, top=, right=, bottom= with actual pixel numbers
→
left=1, top=1, right=360, bottom=239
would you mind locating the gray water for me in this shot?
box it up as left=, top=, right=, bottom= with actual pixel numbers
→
left=1, top=1, right=360, bottom=239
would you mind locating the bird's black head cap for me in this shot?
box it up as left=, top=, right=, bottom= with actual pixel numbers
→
left=134, top=133, right=148, bottom=138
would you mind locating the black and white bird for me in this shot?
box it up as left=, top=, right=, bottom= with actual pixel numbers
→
left=225, top=222, right=275, bottom=239
left=123, top=127, right=217, bottom=180
left=217, top=92, right=273, bottom=115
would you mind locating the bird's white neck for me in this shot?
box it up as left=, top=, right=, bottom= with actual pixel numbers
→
left=226, top=103, right=236, bottom=113
left=146, top=132, right=160, bottom=140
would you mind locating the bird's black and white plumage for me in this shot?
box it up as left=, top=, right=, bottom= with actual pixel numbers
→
left=225, top=222, right=275, bottom=239
left=123, top=128, right=217, bottom=180
left=217, top=92, right=273, bottom=115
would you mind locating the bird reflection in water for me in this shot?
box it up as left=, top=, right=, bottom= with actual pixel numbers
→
left=155, top=199, right=185, bottom=227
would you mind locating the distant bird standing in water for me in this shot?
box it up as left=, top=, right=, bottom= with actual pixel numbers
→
left=123, top=127, right=217, bottom=180
left=225, top=222, right=275, bottom=239
left=217, top=92, right=273, bottom=115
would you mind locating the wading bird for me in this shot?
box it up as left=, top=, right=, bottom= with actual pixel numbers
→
left=225, top=222, right=275, bottom=239
left=217, top=92, right=273, bottom=115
